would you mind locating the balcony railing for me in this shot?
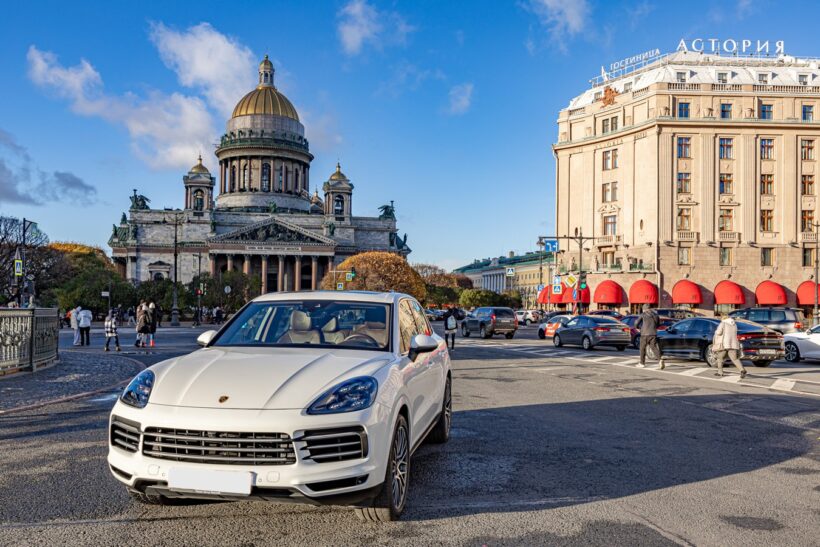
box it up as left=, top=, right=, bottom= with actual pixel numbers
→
left=677, top=231, right=699, bottom=242
left=719, top=231, right=739, bottom=242
left=629, top=262, right=654, bottom=272
left=753, top=84, right=820, bottom=94
left=596, top=234, right=622, bottom=246
left=801, top=231, right=818, bottom=242
left=668, top=83, right=702, bottom=91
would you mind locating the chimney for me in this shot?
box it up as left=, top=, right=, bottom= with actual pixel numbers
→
left=508, top=251, right=515, bottom=259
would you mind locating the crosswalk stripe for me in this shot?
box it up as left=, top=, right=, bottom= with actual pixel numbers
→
left=588, top=356, right=618, bottom=362
left=677, top=368, right=705, bottom=376
left=770, top=378, right=796, bottom=391
left=719, top=375, right=742, bottom=383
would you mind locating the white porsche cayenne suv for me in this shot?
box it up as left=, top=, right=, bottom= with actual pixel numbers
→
left=108, top=291, right=452, bottom=521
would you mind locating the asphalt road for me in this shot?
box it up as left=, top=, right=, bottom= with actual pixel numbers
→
left=1, top=324, right=818, bottom=546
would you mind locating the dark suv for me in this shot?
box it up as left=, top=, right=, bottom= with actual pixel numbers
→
left=461, top=307, right=518, bottom=339
left=729, top=307, right=805, bottom=334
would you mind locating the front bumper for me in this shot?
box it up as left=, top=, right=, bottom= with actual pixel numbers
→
left=107, top=401, right=392, bottom=505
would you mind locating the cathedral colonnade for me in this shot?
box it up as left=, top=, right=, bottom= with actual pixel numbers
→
left=218, top=156, right=310, bottom=196
left=208, top=253, right=334, bottom=293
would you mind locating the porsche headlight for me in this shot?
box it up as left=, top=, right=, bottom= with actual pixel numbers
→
left=120, top=370, right=155, bottom=409
left=307, top=376, right=378, bottom=415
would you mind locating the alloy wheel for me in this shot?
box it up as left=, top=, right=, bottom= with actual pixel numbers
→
left=391, top=422, right=409, bottom=510
left=785, top=342, right=799, bottom=362
left=443, top=379, right=452, bottom=434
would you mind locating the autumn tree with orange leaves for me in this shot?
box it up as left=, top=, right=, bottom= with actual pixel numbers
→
left=321, top=252, right=426, bottom=302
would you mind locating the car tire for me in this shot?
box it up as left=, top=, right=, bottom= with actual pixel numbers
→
left=553, top=334, right=562, bottom=348
left=426, top=376, right=451, bottom=444
left=616, top=345, right=626, bottom=352
left=480, top=325, right=490, bottom=339
left=127, top=488, right=169, bottom=505
left=582, top=336, right=593, bottom=351
left=525, top=319, right=531, bottom=326
left=461, top=323, right=469, bottom=337
left=753, top=360, right=773, bottom=368
left=505, top=332, right=515, bottom=339
left=784, top=342, right=801, bottom=362
left=702, top=344, right=716, bottom=368
left=538, top=329, right=546, bottom=340
left=633, top=335, right=640, bottom=350
left=355, top=414, right=410, bottom=522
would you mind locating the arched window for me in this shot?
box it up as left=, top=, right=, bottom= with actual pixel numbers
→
left=153, top=272, right=164, bottom=281
left=230, top=166, right=236, bottom=191
left=193, top=190, right=205, bottom=211
left=261, top=163, right=270, bottom=191
left=334, top=195, right=345, bottom=216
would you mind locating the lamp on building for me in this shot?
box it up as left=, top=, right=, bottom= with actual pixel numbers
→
left=663, top=240, right=672, bottom=246
left=706, top=240, right=716, bottom=246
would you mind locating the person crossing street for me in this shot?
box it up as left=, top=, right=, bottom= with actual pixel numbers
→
left=104, top=309, right=121, bottom=352
left=712, top=313, right=748, bottom=379
left=635, top=304, right=663, bottom=369
left=442, top=305, right=459, bottom=351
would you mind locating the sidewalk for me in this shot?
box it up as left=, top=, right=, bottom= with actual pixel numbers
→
left=0, top=351, right=144, bottom=413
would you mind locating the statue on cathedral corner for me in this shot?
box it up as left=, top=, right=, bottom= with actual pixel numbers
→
left=378, top=201, right=396, bottom=221
left=129, top=223, right=139, bottom=240
left=129, top=189, right=150, bottom=210
left=268, top=201, right=278, bottom=214
left=120, top=212, right=127, bottom=225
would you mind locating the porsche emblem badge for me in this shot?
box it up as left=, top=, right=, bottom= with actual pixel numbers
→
left=219, top=395, right=229, bottom=403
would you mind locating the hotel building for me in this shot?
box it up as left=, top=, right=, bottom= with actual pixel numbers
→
left=554, top=49, right=820, bottom=316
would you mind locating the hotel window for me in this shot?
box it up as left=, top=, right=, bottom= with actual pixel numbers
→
left=758, top=73, right=769, bottom=84
left=759, top=104, right=773, bottom=120
left=624, top=82, right=633, bottom=92
left=602, top=118, right=610, bottom=134
left=602, top=251, right=615, bottom=266
left=602, top=149, right=618, bottom=170
left=720, top=103, right=732, bottom=119
left=760, top=210, right=774, bottom=232
left=719, top=173, right=733, bottom=194
left=602, top=182, right=611, bottom=202
left=603, top=215, right=617, bottom=235
left=594, top=91, right=603, bottom=101
left=719, top=208, right=733, bottom=232
left=676, top=71, right=687, bottom=83
left=803, top=105, right=814, bottom=122
left=719, top=247, right=733, bottom=266
left=802, top=175, right=815, bottom=195
left=803, top=248, right=815, bottom=267
left=717, top=72, right=728, bottom=84
left=802, top=139, right=815, bottom=160
left=677, top=247, right=691, bottom=265
left=760, top=247, right=774, bottom=267
left=799, top=74, right=809, bottom=86
left=676, top=172, right=691, bottom=193
left=760, top=174, right=774, bottom=195
left=760, top=138, right=774, bottom=159
left=678, top=102, right=690, bottom=118
left=610, top=181, right=618, bottom=201
left=677, top=137, right=691, bottom=158
left=802, top=210, right=815, bottom=232
left=677, top=208, right=691, bottom=231
left=719, top=138, right=733, bottom=159
left=610, top=116, right=618, bottom=131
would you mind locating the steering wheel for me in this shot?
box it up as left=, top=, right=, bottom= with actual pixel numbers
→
left=341, top=333, right=380, bottom=348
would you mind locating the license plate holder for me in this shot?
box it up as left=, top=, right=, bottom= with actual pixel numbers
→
left=758, top=349, right=777, bottom=356
left=167, top=468, right=253, bottom=495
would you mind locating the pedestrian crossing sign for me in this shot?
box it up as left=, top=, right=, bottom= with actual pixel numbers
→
left=14, top=259, right=22, bottom=277
left=345, top=272, right=354, bottom=281
left=336, top=282, right=344, bottom=290
left=505, top=267, right=515, bottom=277
left=552, top=284, right=562, bottom=295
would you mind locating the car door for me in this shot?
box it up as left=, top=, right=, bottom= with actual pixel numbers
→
left=398, top=299, right=430, bottom=442
left=801, top=325, right=820, bottom=358
left=660, top=318, right=692, bottom=356
left=409, top=299, right=445, bottom=431
left=686, top=319, right=713, bottom=359
left=562, top=317, right=582, bottom=345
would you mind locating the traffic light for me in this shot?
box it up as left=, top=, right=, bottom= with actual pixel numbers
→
left=579, top=272, right=587, bottom=290
left=195, top=288, right=203, bottom=296
left=350, top=267, right=356, bottom=279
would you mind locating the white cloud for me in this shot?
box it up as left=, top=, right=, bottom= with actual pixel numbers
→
left=337, top=0, right=415, bottom=56
left=300, top=110, right=343, bottom=154
left=27, top=45, right=216, bottom=171
left=149, top=22, right=255, bottom=117
left=446, top=83, right=474, bottom=115
left=377, top=62, right=446, bottom=98
left=526, top=0, right=589, bottom=42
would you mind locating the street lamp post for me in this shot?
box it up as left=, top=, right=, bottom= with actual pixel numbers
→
left=814, top=221, right=820, bottom=326
left=539, top=228, right=597, bottom=314
left=194, top=252, right=203, bottom=326
left=163, top=211, right=184, bottom=327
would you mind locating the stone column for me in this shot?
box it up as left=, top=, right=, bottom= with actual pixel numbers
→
left=227, top=254, right=234, bottom=271
left=261, top=256, right=268, bottom=293
left=294, top=256, right=302, bottom=291
left=658, top=132, right=673, bottom=241
left=701, top=133, right=715, bottom=238
left=278, top=256, right=285, bottom=291
left=209, top=254, right=217, bottom=276
left=243, top=254, right=251, bottom=275
left=311, top=256, right=318, bottom=289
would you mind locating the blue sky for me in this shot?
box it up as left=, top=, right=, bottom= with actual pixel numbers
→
left=0, top=0, right=813, bottom=270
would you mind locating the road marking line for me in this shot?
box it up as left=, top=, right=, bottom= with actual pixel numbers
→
left=719, top=375, right=742, bottom=383
left=677, top=368, right=706, bottom=376
left=587, top=356, right=619, bottom=362
left=770, top=378, right=796, bottom=391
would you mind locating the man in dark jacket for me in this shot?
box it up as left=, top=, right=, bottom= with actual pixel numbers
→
left=636, top=304, right=662, bottom=368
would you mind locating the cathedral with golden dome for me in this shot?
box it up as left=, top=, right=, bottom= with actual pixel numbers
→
left=109, top=56, right=409, bottom=291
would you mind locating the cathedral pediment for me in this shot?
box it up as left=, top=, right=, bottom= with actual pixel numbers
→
left=209, top=217, right=336, bottom=246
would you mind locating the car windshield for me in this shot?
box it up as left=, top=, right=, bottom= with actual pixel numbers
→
left=212, top=300, right=391, bottom=351
left=495, top=309, right=515, bottom=318
left=591, top=317, right=620, bottom=324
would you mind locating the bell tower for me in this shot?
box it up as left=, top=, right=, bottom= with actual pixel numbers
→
left=323, top=162, right=354, bottom=222
left=183, top=155, right=215, bottom=212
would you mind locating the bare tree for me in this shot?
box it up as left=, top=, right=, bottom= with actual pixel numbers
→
left=0, top=216, right=53, bottom=303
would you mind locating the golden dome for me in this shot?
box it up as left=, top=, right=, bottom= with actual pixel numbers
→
left=231, top=86, right=299, bottom=120
left=259, top=54, right=273, bottom=70
left=329, top=162, right=347, bottom=181
left=190, top=155, right=210, bottom=174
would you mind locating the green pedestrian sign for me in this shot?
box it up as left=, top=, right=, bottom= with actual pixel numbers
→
left=14, top=259, right=23, bottom=277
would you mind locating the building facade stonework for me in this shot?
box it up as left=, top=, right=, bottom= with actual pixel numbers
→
left=555, top=49, right=820, bottom=315
left=109, top=57, right=410, bottom=290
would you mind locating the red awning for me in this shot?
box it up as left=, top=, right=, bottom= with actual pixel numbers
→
left=561, top=286, right=590, bottom=304
left=796, top=281, right=819, bottom=305
left=755, top=280, right=787, bottom=306
left=671, top=280, right=703, bottom=304
left=714, top=280, right=745, bottom=305
left=629, top=280, right=658, bottom=304
left=536, top=287, right=550, bottom=304
left=593, top=280, right=624, bottom=304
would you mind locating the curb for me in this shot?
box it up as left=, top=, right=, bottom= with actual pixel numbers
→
left=0, top=352, right=146, bottom=416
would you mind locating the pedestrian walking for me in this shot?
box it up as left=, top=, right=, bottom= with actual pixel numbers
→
left=635, top=304, right=662, bottom=368
left=70, top=306, right=81, bottom=346
left=156, top=304, right=163, bottom=328
left=77, top=306, right=92, bottom=346
left=126, top=306, right=136, bottom=326
left=104, top=309, right=121, bottom=352
left=136, top=302, right=150, bottom=347
left=712, top=313, right=748, bottom=378
left=442, top=306, right=458, bottom=350
left=148, top=302, right=158, bottom=347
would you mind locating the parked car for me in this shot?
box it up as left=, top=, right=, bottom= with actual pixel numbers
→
left=783, top=324, right=820, bottom=362
left=425, top=309, right=437, bottom=322
left=461, top=307, right=518, bottom=339
left=515, top=310, right=539, bottom=325
left=657, top=317, right=783, bottom=367
left=553, top=315, right=631, bottom=351
left=653, top=308, right=701, bottom=320
left=729, top=307, right=805, bottom=334
left=108, top=291, right=452, bottom=522
left=538, top=314, right=572, bottom=339
left=621, top=314, right=678, bottom=349
left=588, top=310, right=624, bottom=320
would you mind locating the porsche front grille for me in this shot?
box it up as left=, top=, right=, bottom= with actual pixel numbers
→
left=110, top=418, right=141, bottom=453
left=142, top=428, right=296, bottom=465
left=297, top=427, right=368, bottom=463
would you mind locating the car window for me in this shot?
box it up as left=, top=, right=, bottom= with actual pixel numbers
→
left=592, top=317, right=619, bottom=324
left=566, top=317, right=580, bottom=327
left=409, top=300, right=432, bottom=336
left=494, top=308, right=515, bottom=318
left=399, top=300, right=419, bottom=354
left=671, top=319, right=693, bottom=333
left=747, top=309, right=769, bottom=322
left=688, top=319, right=713, bottom=334
left=769, top=310, right=787, bottom=322
left=810, top=325, right=820, bottom=334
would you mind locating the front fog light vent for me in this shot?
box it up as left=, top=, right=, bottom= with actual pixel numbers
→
left=110, top=418, right=141, bottom=453
left=297, top=426, right=367, bottom=463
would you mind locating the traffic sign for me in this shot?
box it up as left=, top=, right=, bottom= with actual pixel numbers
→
left=552, top=284, right=562, bottom=295
left=345, top=272, right=354, bottom=282
left=542, top=239, right=559, bottom=252
left=572, top=289, right=578, bottom=300
left=565, top=273, right=578, bottom=287
left=505, top=267, right=515, bottom=277
left=336, top=282, right=344, bottom=290
left=101, top=291, right=110, bottom=298
left=552, top=275, right=561, bottom=286
left=14, top=259, right=22, bottom=277
left=536, top=284, right=545, bottom=292
left=224, top=285, right=232, bottom=294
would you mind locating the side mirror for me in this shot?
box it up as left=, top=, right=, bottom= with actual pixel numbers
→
left=197, top=330, right=218, bottom=347
left=665, top=328, right=676, bottom=334
left=409, top=333, right=438, bottom=361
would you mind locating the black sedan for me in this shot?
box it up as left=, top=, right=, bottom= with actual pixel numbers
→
left=657, top=317, right=784, bottom=368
